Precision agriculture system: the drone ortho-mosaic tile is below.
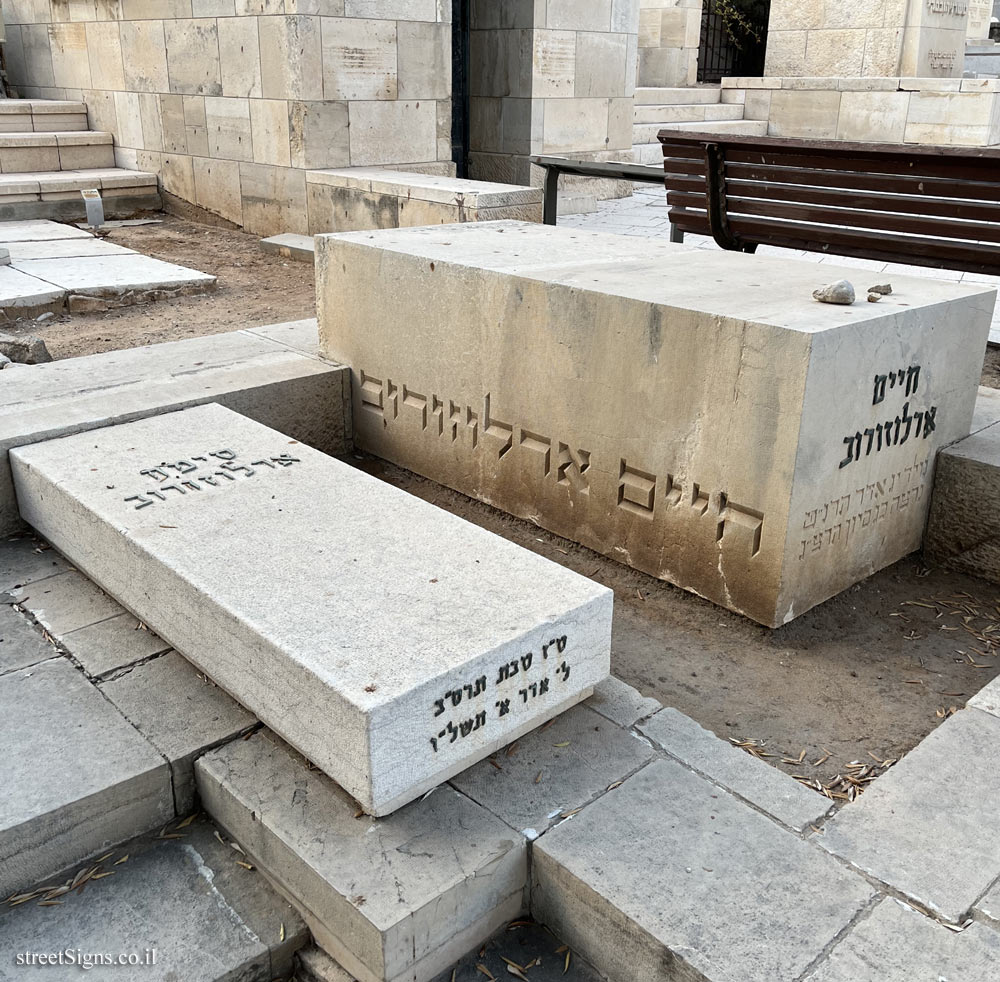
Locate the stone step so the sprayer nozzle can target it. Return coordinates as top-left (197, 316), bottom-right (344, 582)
top-left (657, 119), bottom-right (770, 136)
top-left (260, 231), bottom-right (315, 262)
top-left (12, 404), bottom-right (612, 815)
top-left (0, 168), bottom-right (160, 223)
top-left (633, 103), bottom-right (746, 126)
top-left (196, 729), bottom-right (528, 982)
top-left (0, 317), bottom-right (348, 536)
top-left (0, 817), bottom-right (308, 982)
top-left (0, 132), bottom-right (115, 173)
top-left (0, 100), bottom-right (89, 133)
top-left (634, 86), bottom-right (721, 105)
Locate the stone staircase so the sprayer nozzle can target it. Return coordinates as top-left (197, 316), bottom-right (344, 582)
top-left (631, 85), bottom-right (768, 164)
top-left (0, 99), bottom-right (160, 222)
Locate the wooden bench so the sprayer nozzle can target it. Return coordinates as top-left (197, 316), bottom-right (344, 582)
top-left (658, 131), bottom-right (1000, 276)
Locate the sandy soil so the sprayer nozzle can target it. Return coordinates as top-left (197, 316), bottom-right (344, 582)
top-left (10, 213), bottom-right (1000, 801)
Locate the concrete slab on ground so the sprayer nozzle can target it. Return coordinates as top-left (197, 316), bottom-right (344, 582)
top-left (60, 611), bottom-right (172, 678)
top-left (0, 324), bottom-right (350, 536)
top-left (639, 707), bottom-right (834, 832)
top-left (197, 730), bottom-right (528, 982)
top-left (818, 708), bottom-right (1000, 923)
top-left (0, 537), bottom-right (68, 592)
top-left (13, 254), bottom-right (216, 296)
top-left (450, 704), bottom-right (656, 836)
top-left (10, 569), bottom-right (121, 637)
top-left (806, 898), bottom-right (1000, 981)
top-left (0, 601), bottom-right (53, 676)
top-left (531, 758), bottom-right (875, 982)
top-left (0, 657), bottom-right (174, 899)
top-left (968, 673), bottom-right (1000, 719)
top-left (100, 651), bottom-right (257, 812)
top-left (0, 819), bottom-right (308, 982)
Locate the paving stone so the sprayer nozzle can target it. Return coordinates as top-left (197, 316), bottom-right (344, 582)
top-left (0, 819), bottom-right (308, 982)
top-left (0, 324), bottom-right (349, 536)
top-left (818, 708), bottom-right (1000, 923)
top-left (60, 611), bottom-right (172, 678)
top-left (531, 758), bottom-right (874, 982)
top-left (0, 601), bottom-right (52, 676)
top-left (12, 253), bottom-right (217, 296)
top-left (245, 317), bottom-right (323, 359)
top-left (806, 897), bottom-right (1000, 982)
top-left (197, 730), bottom-right (528, 982)
top-left (584, 675), bottom-right (661, 728)
top-left (15, 404), bottom-right (611, 815)
top-left (0, 536), bottom-right (68, 592)
top-left (0, 219), bottom-right (93, 241)
top-left (0, 658), bottom-right (174, 899)
top-left (451, 704), bottom-right (655, 837)
top-left (10, 569), bottom-right (122, 637)
top-left (968, 673), bottom-right (1000, 719)
top-left (973, 879), bottom-right (1000, 929)
top-left (100, 651), bottom-right (256, 812)
top-left (639, 707), bottom-right (834, 832)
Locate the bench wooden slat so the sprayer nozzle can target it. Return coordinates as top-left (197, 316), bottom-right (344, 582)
top-left (667, 190), bottom-right (1000, 245)
top-left (727, 215), bottom-right (1000, 271)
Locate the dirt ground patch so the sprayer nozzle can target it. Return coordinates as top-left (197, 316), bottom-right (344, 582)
top-left (15, 215), bottom-right (316, 360)
top-left (10, 213), bottom-right (1000, 805)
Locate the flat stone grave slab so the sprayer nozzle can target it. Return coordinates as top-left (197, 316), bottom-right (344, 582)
top-left (12, 404), bottom-right (612, 815)
top-left (0, 657), bottom-right (173, 899)
top-left (318, 221), bottom-right (993, 626)
top-left (13, 254), bottom-right (216, 296)
top-left (0, 265), bottom-right (64, 310)
top-left (0, 219), bottom-right (93, 242)
top-left (6, 237), bottom-right (134, 261)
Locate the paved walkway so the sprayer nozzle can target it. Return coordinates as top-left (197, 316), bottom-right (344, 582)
top-left (561, 188), bottom-right (1000, 346)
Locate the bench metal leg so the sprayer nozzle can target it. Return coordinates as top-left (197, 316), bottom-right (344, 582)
top-left (669, 223), bottom-right (684, 244)
top-left (542, 167), bottom-right (560, 225)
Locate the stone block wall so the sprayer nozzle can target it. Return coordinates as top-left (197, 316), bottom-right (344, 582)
top-left (765, 0), bottom-right (970, 79)
top-left (728, 76), bottom-right (1000, 147)
top-left (468, 0), bottom-right (639, 187)
top-left (0, 1), bottom-right (454, 235)
top-left (637, 0), bottom-right (701, 87)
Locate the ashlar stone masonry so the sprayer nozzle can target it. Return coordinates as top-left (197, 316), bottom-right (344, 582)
top-left (11, 404), bottom-right (612, 816)
top-left (317, 222), bottom-right (993, 627)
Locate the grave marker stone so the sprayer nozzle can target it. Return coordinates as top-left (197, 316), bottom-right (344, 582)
top-left (11, 404), bottom-right (612, 816)
top-left (316, 222), bottom-right (993, 627)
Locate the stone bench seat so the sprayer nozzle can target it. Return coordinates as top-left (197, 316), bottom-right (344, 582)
top-left (305, 167), bottom-right (543, 234)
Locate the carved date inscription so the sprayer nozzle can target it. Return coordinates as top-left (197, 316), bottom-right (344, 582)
top-left (123, 448), bottom-right (300, 510)
top-left (428, 634), bottom-right (572, 753)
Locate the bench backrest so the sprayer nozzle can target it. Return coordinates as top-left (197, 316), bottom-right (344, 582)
top-left (658, 131), bottom-right (1000, 276)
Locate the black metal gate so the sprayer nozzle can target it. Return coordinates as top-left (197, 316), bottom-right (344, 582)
top-left (697, 0), bottom-right (771, 84)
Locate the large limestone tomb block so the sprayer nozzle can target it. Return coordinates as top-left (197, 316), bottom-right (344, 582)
top-left (11, 404), bottom-right (612, 816)
top-left (316, 222), bottom-right (993, 627)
